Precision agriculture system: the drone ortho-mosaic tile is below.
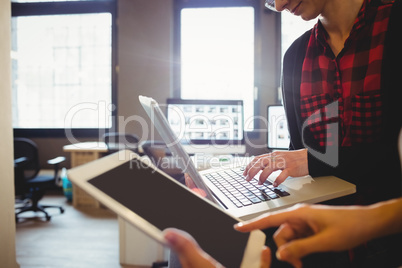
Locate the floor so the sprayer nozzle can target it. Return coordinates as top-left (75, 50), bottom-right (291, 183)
top-left (15, 193), bottom-right (135, 268)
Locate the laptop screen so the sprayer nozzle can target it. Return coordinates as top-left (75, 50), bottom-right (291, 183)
top-left (166, 99), bottom-right (244, 146)
top-left (267, 105), bottom-right (290, 150)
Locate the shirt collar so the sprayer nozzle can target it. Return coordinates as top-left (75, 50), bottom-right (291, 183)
top-left (313, 0), bottom-right (372, 53)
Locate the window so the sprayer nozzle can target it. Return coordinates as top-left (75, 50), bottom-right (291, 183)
top-left (281, 12), bottom-right (316, 63)
top-left (174, 0), bottom-right (259, 132)
top-left (11, 0), bottom-right (116, 137)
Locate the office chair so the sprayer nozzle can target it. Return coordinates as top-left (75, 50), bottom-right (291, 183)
top-left (102, 132), bottom-right (140, 154)
top-left (140, 140), bottom-right (185, 184)
top-left (14, 138), bottom-right (65, 222)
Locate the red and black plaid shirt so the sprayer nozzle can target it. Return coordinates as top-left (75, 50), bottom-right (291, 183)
top-left (300, 0), bottom-right (393, 147)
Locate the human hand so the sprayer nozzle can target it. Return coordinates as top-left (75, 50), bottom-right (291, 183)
top-left (234, 204), bottom-right (378, 268)
top-left (243, 149), bottom-right (308, 186)
top-left (184, 173), bottom-right (207, 198)
top-left (163, 228), bottom-right (271, 268)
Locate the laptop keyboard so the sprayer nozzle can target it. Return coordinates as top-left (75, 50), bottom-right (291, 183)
top-left (205, 168), bottom-right (290, 208)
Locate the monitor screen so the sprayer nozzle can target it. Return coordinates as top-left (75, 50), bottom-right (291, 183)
top-left (267, 105), bottom-right (290, 150)
top-left (166, 99), bottom-right (244, 146)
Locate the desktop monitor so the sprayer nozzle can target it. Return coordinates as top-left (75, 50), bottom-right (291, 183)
top-left (166, 99), bottom-right (246, 155)
top-left (267, 105), bottom-right (290, 150)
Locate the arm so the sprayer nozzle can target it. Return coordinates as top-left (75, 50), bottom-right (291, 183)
top-left (241, 32), bottom-right (311, 187)
top-left (235, 198), bottom-right (402, 268)
top-left (365, 198), bottom-right (402, 240)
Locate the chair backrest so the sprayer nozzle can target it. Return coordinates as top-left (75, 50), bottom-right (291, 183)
top-left (140, 140), bottom-right (184, 182)
top-left (13, 138), bottom-right (40, 181)
top-left (103, 132), bottom-right (140, 150)
top-left (140, 140), bottom-right (174, 166)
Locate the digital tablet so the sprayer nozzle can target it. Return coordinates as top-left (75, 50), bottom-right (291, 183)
top-left (67, 150), bottom-right (266, 268)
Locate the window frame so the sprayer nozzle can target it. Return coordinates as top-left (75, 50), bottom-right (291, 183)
top-left (173, 0), bottom-right (261, 138)
top-left (11, 0), bottom-right (117, 138)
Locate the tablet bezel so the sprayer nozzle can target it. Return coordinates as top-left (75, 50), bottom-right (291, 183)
top-left (68, 150), bottom-right (168, 244)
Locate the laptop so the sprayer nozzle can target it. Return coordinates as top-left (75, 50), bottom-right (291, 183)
top-left (139, 95), bottom-right (356, 221)
top-left (166, 98), bottom-right (246, 155)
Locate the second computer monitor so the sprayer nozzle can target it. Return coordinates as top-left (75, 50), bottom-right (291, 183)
top-left (267, 105), bottom-right (290, 150)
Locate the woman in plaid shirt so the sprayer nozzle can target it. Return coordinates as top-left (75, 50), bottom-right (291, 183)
top-left (242, 0), bottom-right (402, 267)
top-left (244, 0), bottom-right (401, 206)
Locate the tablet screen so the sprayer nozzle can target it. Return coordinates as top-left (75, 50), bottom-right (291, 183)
top-left (88, 159), bottom-right (250, 267)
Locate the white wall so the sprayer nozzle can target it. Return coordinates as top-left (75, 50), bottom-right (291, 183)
top-left (0, 0), bottom-right (19, 267)
top-left (117, 0), bottom-right (174, 142)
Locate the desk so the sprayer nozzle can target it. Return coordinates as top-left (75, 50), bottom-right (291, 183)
top-left (63, 142), bottom-right (108, 208)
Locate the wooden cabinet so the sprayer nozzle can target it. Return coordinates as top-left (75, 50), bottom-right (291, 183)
top-left (63, 142), bottom-right (108, 208)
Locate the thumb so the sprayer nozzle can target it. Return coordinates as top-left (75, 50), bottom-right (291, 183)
top-left (164, 228), bottom-right (198, 255)
top-left (184, 173), bottom-right (196, 189)
top-left (163, 228), bottom-right (218, 268)
top-left (277, 235), bottom-right (326, 267)
top-left (184, 173), bottom-right (207, 197)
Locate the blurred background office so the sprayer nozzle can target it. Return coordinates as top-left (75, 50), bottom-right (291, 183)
top-left (2, 0), bottom-right (315, 267)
